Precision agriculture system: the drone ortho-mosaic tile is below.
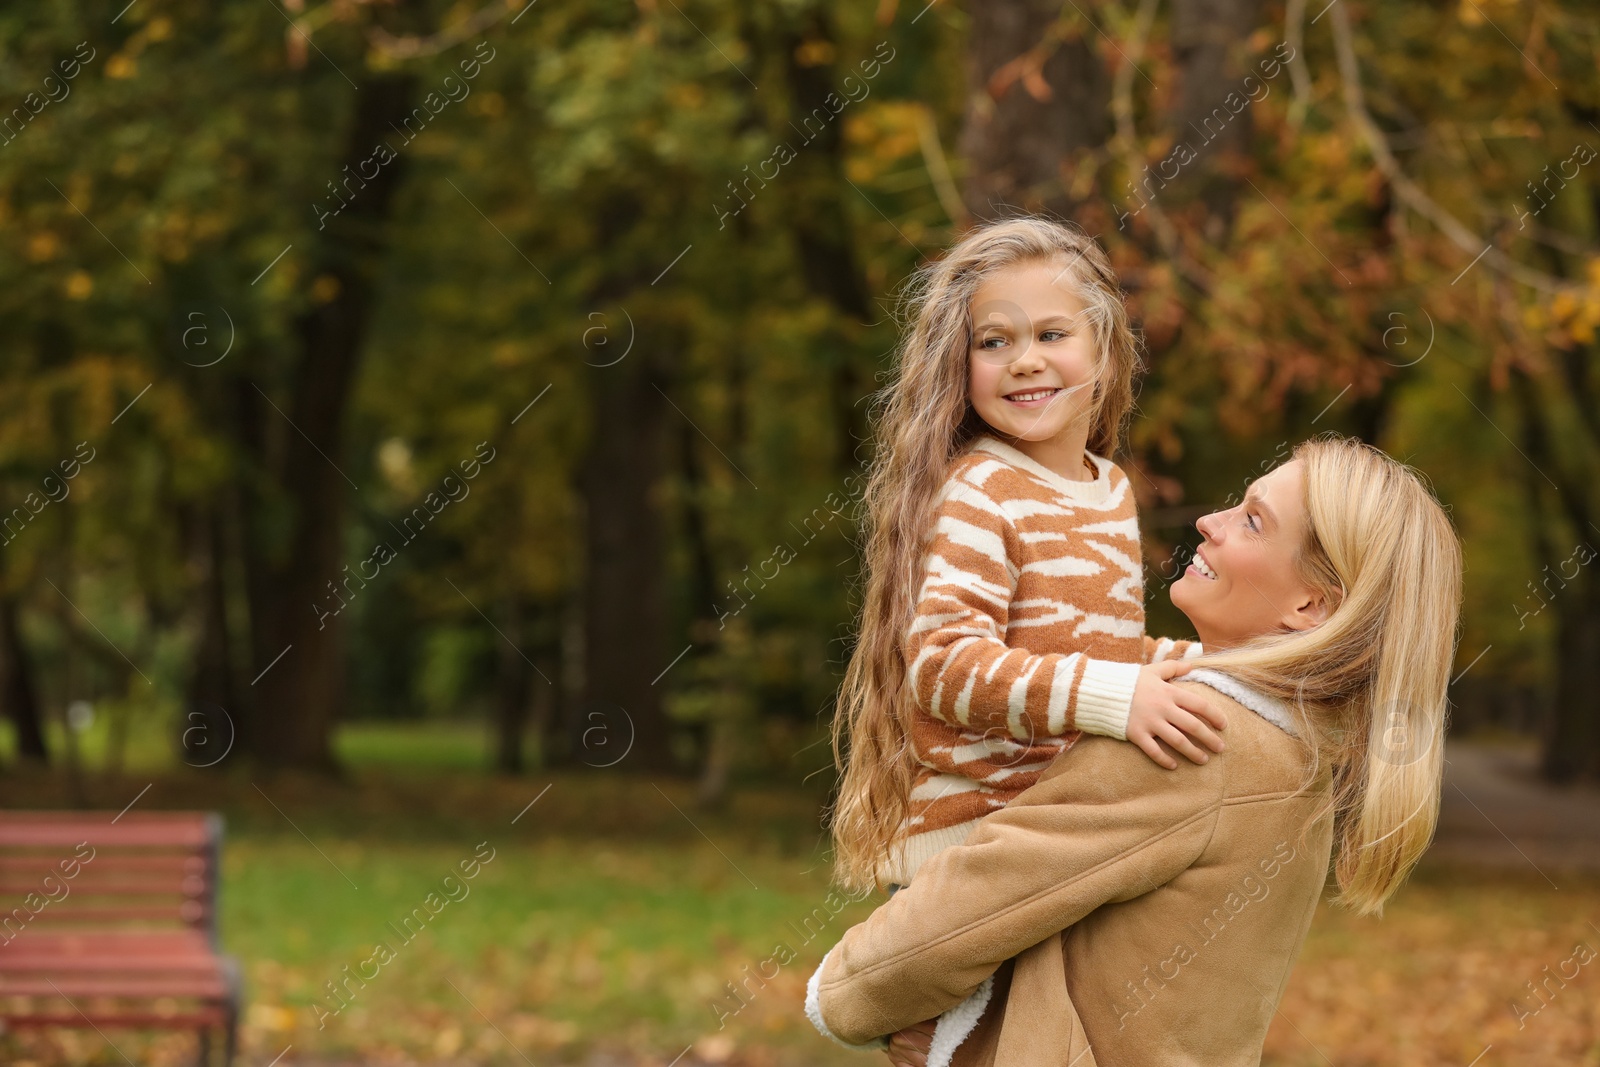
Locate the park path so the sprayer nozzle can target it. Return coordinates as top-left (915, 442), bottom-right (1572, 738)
top-left (1431, 739), bottom-right (1600, 876)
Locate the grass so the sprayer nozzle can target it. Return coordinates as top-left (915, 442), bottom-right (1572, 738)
top-left (1, 713), bottom-right (497, 775)
top-left (1, 724), bottom-right (1597, 1065)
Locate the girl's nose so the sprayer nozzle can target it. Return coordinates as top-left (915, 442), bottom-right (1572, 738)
top-left (1007, 336), bottom-right (1044, 371)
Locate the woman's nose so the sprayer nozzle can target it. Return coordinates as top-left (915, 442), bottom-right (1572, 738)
top-left (1195, 510), bottom-right (1220, 540)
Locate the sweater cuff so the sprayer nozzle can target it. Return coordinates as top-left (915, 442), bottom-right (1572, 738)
top-left (1072, 659), bottom-right (1141, 740)
top-left (806, 948), bottom-right (890, 1052)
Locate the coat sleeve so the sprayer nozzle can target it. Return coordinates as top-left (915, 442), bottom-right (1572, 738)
top-left (906, 478), bottom-right (1146, 742)
top-left (808, 734), bottom-right (1227, 1047)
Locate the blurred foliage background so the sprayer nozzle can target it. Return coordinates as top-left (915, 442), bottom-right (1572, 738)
top-left (1, 0), bottom-right (1598, 1063)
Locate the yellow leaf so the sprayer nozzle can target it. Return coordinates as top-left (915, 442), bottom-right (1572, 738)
top-left (28, 233), bottom-right (59, 262)
top-left (432, 1026), bottom-right (462, 1056)
top-left (245, 1004), bottom-right (295, 1031)
top-left (468, 91), bottom-right (505, 118)
top-left (311, 274), bottom-right (342, 304)
top-left (793, 39), bottom-right (835, 67)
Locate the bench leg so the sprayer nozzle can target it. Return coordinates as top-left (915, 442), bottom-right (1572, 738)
top-left (222, 954), bottom-right (241, 1067)
top-left (223, 1001), bottom-right (239, 1067)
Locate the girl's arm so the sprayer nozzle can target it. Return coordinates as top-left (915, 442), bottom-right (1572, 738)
top-left (907, 480), bottom-right (1217, 750)
top-left (1145, 634), bottom-right (1202, 663)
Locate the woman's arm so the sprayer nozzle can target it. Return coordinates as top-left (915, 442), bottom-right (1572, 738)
top-left (808, 734), bottom-right (1228, 1048)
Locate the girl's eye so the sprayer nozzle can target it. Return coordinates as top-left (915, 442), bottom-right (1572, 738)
top-left (1040, 330), bottom-right (1066, 342)
top-left (979, 337), bottom-right (1006, 349)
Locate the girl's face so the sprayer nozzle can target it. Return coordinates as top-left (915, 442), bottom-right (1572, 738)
top-left (966, 258), bottom-right (1099, 449)
top-left (1170, 460), bottom-right (1331, 650)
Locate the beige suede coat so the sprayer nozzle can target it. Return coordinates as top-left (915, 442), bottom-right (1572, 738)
top-left (811, 679), bottom-right (1336, 1066)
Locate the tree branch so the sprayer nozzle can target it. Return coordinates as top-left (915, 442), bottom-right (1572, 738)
top-left (367, 1), bottom-right (516, 60)
top-left (1328, 4), bottom-right (1574, 295)
top-left (1283, 0), bottom-right (1311, 131)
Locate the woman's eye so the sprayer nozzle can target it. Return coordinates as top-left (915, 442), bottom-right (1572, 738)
top-left (1245, 513), bottom-right (1260, 532)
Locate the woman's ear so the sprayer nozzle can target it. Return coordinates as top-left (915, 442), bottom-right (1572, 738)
top-left (1283, 589), bottom-right (1331, 632)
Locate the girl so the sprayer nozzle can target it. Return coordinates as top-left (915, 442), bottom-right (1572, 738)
top-left (831, 216), bottom-right (1226, 893)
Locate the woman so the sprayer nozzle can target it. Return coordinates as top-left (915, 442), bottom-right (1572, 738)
top-left (806, 435), bottom-right (1463, 1066)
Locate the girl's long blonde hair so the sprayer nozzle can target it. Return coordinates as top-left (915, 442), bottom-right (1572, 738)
top-left (1201, 435), bottom-right (1463, 916)
top-left (830, 217), bottom-right (1141, 892)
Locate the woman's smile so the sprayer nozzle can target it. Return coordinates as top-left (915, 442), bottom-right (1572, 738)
top-left (1172, 461), bottom-right (1334, 650)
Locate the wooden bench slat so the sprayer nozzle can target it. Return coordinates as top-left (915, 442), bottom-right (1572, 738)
top-left (0, 956), bottom-right (225, 973)
top-left (0, 978), bottom-right (231, 996)
top-left (10, 915), bottom-right (211, 927)
top-left (0, 1009), bottom-right (230, 1028)
top-left (0, 814), bottom-right (217, 849)
top-left (4, 930), bottom-right (214, 950)
top-left (0, 880), bottom-right (207, 894)
top-left (0, 855), bottom-right (203, 870)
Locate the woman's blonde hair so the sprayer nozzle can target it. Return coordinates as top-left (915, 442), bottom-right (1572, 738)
top-left (1201, 434), bottom-right (1463, 916)
top-left (830, 217), bottom-right (1141, 892)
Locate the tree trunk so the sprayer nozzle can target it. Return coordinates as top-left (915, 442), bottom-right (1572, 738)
top-left (528, 653), bottom-right (559, 768)
top-left (0, 593), bottom-right (47, 763)
top-left (180, 501), bottom-right (240, 769)
top-left (1507, 367), bottom-right (1600, 782)
top-left (243, 74), bottom-right (416, 771)
top-left (678, 412), bottom-right (727, 800)
top-left (959, 0), bottom-right (1112, 221)
top-left (1541, 582), bottom-right (1600, 782)
top-left (494, 593), bottom-right (530, 775)
top-left (773, 9), bottom-right (876, 473)
top-left (577, 319), bottom-right (680, 773)
top-left (550, 586), bottom-right (584, 767)
top-left (1168, 0), bottom-right (1268, 241)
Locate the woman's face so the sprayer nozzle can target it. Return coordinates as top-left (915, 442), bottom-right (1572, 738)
top-left (1171, 460), bottom-right (1331, 650)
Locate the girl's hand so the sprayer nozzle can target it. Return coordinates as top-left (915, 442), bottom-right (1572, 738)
top-left (884, 1019), bottom-right (938, 1067)
top-left (1127, 661), bottom-right (1227, 769)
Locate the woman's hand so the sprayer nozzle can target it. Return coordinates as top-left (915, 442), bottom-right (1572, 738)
top-left (1127, 661), bottom-right (1227, 769)
top-left (884, 1019), bottom-right (939, 1067)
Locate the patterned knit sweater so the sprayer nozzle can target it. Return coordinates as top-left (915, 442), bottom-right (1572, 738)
top-left (886, 435), bottom-right (1198, 884)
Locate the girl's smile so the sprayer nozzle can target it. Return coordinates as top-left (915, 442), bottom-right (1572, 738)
top-left (1003, 386), bottom-right (1065, 406)
top-left (967, 258), bottom-right (1101, 480)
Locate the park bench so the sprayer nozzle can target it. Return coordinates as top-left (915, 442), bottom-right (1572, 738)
top-left (0, 810), bottom-right (240, 1066)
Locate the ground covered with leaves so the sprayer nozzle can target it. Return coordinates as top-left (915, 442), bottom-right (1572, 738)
top-left (1, 756), bottom-right (1596, 1066)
